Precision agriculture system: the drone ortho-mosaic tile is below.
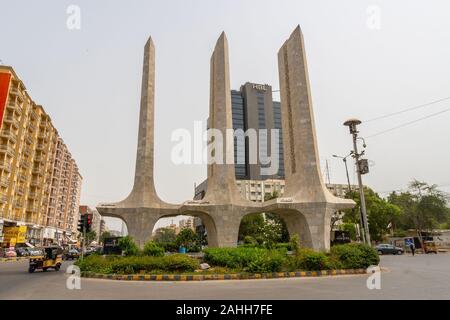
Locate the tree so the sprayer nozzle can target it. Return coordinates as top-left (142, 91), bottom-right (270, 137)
top-left (264, 191), bottom-right (290, 242)
top-left (175, 228), bottom-right (201, 252)
top-left (238, 213), bottom-right (265, 242)
top-left (153, 227), bottom-right (176, 244)
top-left (339, 222), bottom-right (357, 241)
top-left (143, 241), bottom-right (165, 256)
top-left (78, 230), bottom-right (97, 245)
top-left (344, 188), bottom-right (401, 242)
top-left (118, 236), bottom-right (139, 256)
top-left (388, 179), bottom-right (449, 245)
top-left (99, 231), bottom-right (111, 244)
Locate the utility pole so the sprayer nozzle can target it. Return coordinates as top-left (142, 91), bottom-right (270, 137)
top-left (343, 119), bottom-right (371, 246)
top-left (325, 160), bottom-right (331, 185)
top-left (332, 154), bottom-right (352, 192)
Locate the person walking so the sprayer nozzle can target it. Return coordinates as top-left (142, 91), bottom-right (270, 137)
top-left (409, 242), bottom-right (415, 256)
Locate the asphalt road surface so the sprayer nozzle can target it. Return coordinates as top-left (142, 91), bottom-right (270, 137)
top-left (1, 253), bottom-right (449, 299)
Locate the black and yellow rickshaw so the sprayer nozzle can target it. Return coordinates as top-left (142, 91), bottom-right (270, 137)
top-left (28, 246), bottom-right (63, 273)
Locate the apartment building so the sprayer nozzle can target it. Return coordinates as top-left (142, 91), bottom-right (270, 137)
top-left (0, 66), bottom-right (82, 247)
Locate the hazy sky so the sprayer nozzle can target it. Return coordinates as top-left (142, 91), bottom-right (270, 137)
top-left (2, 0), bottom-right (450, 231)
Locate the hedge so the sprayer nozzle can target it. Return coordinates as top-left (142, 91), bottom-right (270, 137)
top-left (75, 254), bottom-right (199, 274)
top-left (330, 243), bottom-right (379, 269)
top-left (76, 243), bottom-right (379, 274)
top-left (204, 247), bottom-right (287, 273)
top-left (286, 249), bottom-right (338, 271)
top-left (143, 241), bottom-right (165, 257)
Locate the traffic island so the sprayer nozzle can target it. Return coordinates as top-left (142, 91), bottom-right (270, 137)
top-left (80, 268), bottom-right (368, 281)
top-left (75, 243), bottom-right (380, 282)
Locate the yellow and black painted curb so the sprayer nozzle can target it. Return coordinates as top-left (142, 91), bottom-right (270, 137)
top-left (81, 269), bottom-right (367, 281)
top-left (0, 257), bottom-right (29, 263)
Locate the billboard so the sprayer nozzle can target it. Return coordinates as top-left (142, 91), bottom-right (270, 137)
top-left (3, 226), bottom-right (27, 244)
top-left (0, 72), bottom-right (12, 127)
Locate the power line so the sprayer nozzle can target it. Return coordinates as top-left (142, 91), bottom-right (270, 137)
top-left (365, 96), bottom-right (450, 123)
top-left (365, 106), bottom-right (450, 139)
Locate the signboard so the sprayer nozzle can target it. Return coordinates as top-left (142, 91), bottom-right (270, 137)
top-left (0, 72), bottom-right (12, 127)
top-left (43, 227), bottom-right (56, 239)
top-left (3, 226), bottom-right (27, 244)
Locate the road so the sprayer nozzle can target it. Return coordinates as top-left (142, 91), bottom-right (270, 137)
top-left (1, 253), bottom-right (449, 299)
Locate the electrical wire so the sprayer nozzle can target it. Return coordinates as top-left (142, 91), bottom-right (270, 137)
top-left (365, 96), bottom-right (450, 123)
top-left (365, 106), bottom-right (450, 139)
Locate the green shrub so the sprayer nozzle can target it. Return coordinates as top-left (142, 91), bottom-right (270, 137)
top-left (176, 228), bottom-right (201, 252)
top-left (243, 235), bottom-right (257, 245)
top-left (118, 236), bottom-right (139, 256)
top-left (143, 241), bottom-right (165, 257)
top-left (286, 248), bottom-right (338, 271)
top-left (289, 234), bottom-right (300, 254)
top-left (158, 241), bottom-right (179, 253)
top-left (75, 254), bottom-right (199, 274)
top-left (275, 242), bottom-right (292, 251)
top-left (330, 243), bottom-right (379, 269)
top-left (203, 247), bottom-right (287, 273)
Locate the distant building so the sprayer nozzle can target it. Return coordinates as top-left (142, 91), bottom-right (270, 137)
top-left (230, 82), bottom-right (284, 180)
top-left (108, 230), bottom-right (122, 238)
top-left (195, 179), bottom-right (357, 203)
top-left (99, 219), bottom-right (106, 236)
top-left (179, 217), bottom-right (194, 231)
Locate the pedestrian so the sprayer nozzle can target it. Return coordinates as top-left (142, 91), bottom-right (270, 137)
top-left (409, 242), bottom-right (415, 256)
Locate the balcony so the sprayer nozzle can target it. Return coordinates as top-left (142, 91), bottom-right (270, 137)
top-left (30, 179), bottom-right (41, 187)
top-left (26, 205), bottom-right (39, 213)
top-left (16, 187), bottom-right (25, 195)
top-left (0, 177), bottom-right (9, 188)
top-left (28, 122), bottom-right (36, 133)
top-left (18, 173), bottom-right (26, 182)
top-left (30, 109), bottom-right (38, 120)
top-left (0, 130), bottom-right (17, 144)
top-left (38, 132), bottom-right (48, 140)
top-left (34, 155), bottom-right (44, 163)
top-left (23, 146), bottom-right (31, 156)
top-left (0, 160), bottom-right (12, 172)
top-left (3, 116), bottom-right (19, 129)
top-left (24, 134), bottom-right (32, 145)
top-left (14, 200), bottom-right (23, 209)
top-left (0, 193), bottom-right (7, 203)
top-left (7, 101), bottom-right (23, 115)
top-left (36, 144), bottom-right (45, 151)
top-left (0, 144), bottom-right (15, 157)
top-left (32, 166), bottom-right (44, 175)
top-left (20, 159), bottom-right (30, 169)
top-left (28, 192), bottom-right (37, 199)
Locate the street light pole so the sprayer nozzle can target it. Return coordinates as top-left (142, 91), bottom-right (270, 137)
top-left (343, 119), bottom-right (371, 246)
top-left (332, 154), bottom-right (352, 192)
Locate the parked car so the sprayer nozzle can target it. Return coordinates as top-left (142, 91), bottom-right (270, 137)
top-left (16, 247), bottom-right (30, 257)
top-left (27, 248), bottom-right (44, 257)
top-left (5, 249), bottom-right (17, 258)
top-left (376, 244), bottom-right (404, 255)
top-left (64, 248), bottom-right (80, 260)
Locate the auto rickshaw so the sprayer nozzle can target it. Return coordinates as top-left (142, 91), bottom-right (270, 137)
top-left (423, 241), bottom-right (438, 254)
top-left (28, 246), bottom-right (63, 273)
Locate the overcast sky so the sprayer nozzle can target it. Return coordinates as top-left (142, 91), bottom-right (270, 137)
top-left (2, 0), bottom-right (450, 231)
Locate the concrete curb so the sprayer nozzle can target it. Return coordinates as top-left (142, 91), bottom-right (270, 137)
top-left (81, 269), bottom-right (368, 281)
top-left (0, 257), bottom-right (29, 263)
